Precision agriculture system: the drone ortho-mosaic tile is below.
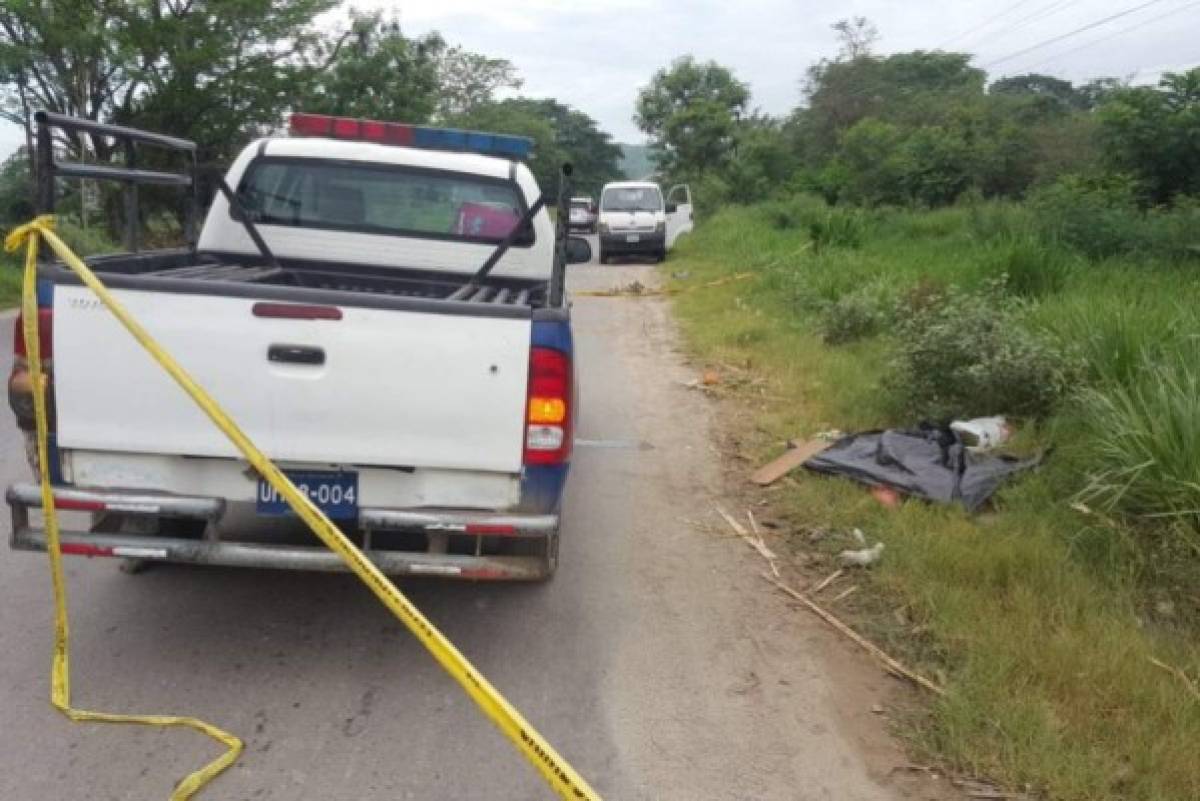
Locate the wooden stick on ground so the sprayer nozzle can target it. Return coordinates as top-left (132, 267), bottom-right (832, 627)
top-left (716, 506), bottom-right (776, 562)
top-left (763, 572), bottom-right (945, 696)
top-left (830, 585), bottom-right (859, 604)
top-left (746, 510), bottom-right (780, 578)
top-left (809, 568), bottom-right (843, 595)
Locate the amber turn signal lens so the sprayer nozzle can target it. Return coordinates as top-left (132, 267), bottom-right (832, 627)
top-left (527, 397), bottom-right (566, 424)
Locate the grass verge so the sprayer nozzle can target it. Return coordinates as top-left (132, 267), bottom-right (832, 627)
top-left (667, 200), bottom-right (1200, 800)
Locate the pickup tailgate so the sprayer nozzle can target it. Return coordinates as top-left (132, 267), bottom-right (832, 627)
top-left (53, 286), bottom-right (532, 473)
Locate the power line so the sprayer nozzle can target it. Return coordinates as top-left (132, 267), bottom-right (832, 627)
top-left (935, 0), bottom-right (1042, 49)
top-left (1027, 0), bottom-right (1200, 70)
top-left (982, 0), bottom-right (1173, 68)
top-left (985, 0), bottom-right (1087, 41)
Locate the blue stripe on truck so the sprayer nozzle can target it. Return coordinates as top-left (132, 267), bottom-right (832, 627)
top-left (519, 464), bottom-right (569, 513)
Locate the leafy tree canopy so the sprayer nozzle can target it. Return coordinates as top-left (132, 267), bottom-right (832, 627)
top-left (634, 55), bottom-right (750, 179)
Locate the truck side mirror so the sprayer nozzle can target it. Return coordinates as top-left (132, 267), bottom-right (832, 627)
top-left (565, 236), bottom-right (592, 264)
top-left (665, 202), bottom-right (677, 213)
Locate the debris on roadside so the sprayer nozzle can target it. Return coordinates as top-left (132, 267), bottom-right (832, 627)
top-left (803, 425), bottom-right (1041, 512)
top-left (839, 541), bottom-right (884, 568)
top-left (749, 437), bottom-right (831, 485)
top-left (950, 416), bottom-right (1013, 450)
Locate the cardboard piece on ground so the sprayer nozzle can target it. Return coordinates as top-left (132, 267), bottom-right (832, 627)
top-left (750, 438), bottom-right (830, 485)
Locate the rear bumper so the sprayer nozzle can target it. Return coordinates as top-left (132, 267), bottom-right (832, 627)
top-left (7, 483), bottom-right (557, 581)
top-left (600, 231), bottom-right (665, 253)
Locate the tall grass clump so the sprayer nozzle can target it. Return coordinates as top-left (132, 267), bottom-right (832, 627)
top-left (1033, 292), bottom-right (1192, 387)
top-left (808, 207), bottom-right (868, 252)
top-left (1079, 348), bottom-right (1200, 537)
top-left (965, 200), bottom-right (1035, 243)
top-left (979, 236), bottom-right (1075, 298)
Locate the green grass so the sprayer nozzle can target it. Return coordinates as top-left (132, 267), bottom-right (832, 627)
top-left (0, 250), bottom-right (21, 306)
top-left (667, 199), bottom-right (1200, 801)
top-left (0, 217), bottom-right (120, 308)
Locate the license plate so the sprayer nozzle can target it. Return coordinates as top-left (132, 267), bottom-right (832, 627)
top-left (256, 470), bottom-right (358, 519)
top-left (625, 234), bottom-right (640, 243)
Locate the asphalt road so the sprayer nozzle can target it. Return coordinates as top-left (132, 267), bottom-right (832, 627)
top-left (0, 245), bottom-right (911, 800)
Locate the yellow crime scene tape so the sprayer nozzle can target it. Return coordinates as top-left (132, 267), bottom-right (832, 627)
top-left (5, 216), bottom-right (601, 801)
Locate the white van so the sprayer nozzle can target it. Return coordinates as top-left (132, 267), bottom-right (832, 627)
top-left (596, 181), bottom-right (693, 263)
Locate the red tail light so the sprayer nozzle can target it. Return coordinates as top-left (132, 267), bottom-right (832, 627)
top-left (523, 347), bottom-right (572, 465)
top-left (13, 308), bottom-right (53, 360)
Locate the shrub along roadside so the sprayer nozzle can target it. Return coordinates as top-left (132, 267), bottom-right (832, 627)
top-left (666, 198), bottom-right (1200, 801)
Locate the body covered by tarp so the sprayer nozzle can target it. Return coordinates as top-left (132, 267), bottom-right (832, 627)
top-left (803, 426), bottom-right (1040, 512)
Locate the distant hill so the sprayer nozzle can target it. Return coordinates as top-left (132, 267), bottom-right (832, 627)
top-left (618, 144), bottom-right (658, 180)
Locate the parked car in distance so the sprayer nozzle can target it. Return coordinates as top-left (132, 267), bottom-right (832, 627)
top-left (596, 181), bottom-right (693, 264)
top-left (567, 196), bottom-right (596, 234)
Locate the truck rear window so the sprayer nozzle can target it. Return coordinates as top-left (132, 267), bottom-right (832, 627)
top-left (236, 158), bottom-right (532, 245)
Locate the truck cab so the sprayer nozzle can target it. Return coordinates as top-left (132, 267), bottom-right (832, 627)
top-left (7, 111), bottom-right (591, 581)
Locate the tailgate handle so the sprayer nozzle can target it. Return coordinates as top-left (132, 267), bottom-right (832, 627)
top-left (268, 344), bottom-right (325, 366)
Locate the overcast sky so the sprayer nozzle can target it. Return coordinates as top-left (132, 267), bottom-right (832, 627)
top-left (3, 0), bottom-right (1198, 160)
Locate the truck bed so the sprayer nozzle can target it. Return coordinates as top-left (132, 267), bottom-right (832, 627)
top-left (52, 248), bottom-right (547, 312)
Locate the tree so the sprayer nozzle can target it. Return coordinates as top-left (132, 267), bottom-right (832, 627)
top-left (298, 12), bottom-right (442, 124)
top-left (634, 56), bottom-right (750, 179)
top-left (434, 45), bottom-right (522, 118)
top-left (723, 115), bottom-right (797, 203)
top-left (446, 99), bottom-right (564, 195)
top-left (832, 17), bottom-right (878, 60)
top-left (990, 73), bottom-right (1086, 114)
top-left (0, 147), bottom-right (32, 224)
top-left (495, 98), bottom-right (622, 197)
top-left (1, 0), bottom-right (336, 166)
top-left (833, 118), bottom-right (907, 205)
top-left (1098, 68), bottom-right (1200, 203)
top-left (801, 50), bottom-right (984, 158)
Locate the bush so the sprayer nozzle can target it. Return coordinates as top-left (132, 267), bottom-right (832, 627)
top-left (1032, 176), bottom-right (1200, 262)
top-left (888, 281), bottom-right (1079, 420)
top-left (1030, 175), bottom-right (1146, 260)
top-left (762, 193), bottom-right (828, 231)
top-left (1078, 348), bottom-right (1200, 534)
top-left (818, 281), bottom-right (895, 344)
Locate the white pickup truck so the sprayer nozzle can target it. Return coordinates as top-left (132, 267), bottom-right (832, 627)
top-left (7, 111), bottom-right (591, 581)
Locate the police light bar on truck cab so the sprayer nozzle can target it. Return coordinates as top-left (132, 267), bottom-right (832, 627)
top-left (289, 113), bottom-right (534, 160)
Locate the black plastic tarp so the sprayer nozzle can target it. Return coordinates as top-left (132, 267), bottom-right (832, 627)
top-left (803, 426), bottom-right (1040, 512)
